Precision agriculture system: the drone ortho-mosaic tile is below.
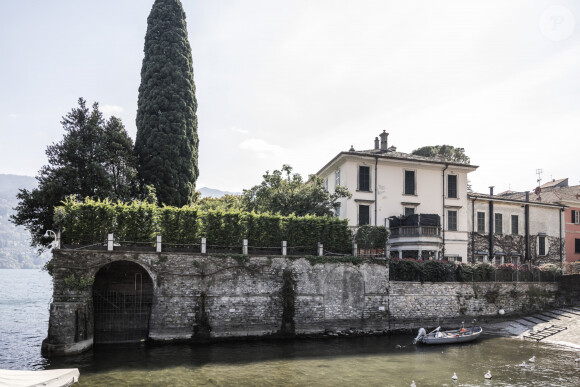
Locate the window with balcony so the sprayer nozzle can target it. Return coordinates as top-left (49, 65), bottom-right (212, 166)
top-left (495, 213), bottom-right (503, 234)
top-left (447, 175), bottom-right (457, 198)
top-left (448, 210), bottom-right (457, 231)
top-left (404, 170), bottom-right (416, 195)
top-left (358, 166), bottom-right (370, 191)
top-left (511, 215), bottom-right (519, 235)
top-left (404, 207), bottom-right (415, 216)
top-left (477, 212), bottom-right (485, 233)
top-left (358, 205), bottom-right (370, 226)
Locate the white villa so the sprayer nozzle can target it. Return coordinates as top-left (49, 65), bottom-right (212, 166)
top-left (317, 131), bottom-right (478, 261)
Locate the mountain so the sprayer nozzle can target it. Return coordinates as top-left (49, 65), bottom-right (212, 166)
top-left (0, 174), bottom-right (50, 269)
top-left (198, 187), bottom-right (239, 198)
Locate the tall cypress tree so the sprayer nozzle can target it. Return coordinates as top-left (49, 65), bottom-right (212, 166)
top-left (136, 0), bottom-right (199, 206)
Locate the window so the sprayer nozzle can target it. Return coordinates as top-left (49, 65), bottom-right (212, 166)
top-left (447, 175), bottom-right (457, 198)
top-left (358, 205), bottom-right (370, 226)
top-left (448, 210), bottom-right (457, 231)
top-left (572, 210), bottom-right (580, 224)
top-left (404, 170), bottom-right (416, 195)
top-left (358, 166), bottom-right (370, 191)
top-left (323, 178), bottom-right (328, 192)
top-left (404, 207), bottom-right (415, 216)
top-left (575, 238), bottom-right (580, 254)
top-left (477, 212), bottom-right (485, 233)
top-left (335, 170), bottom-right (340, 187)
top-left (495, 213), bottom-right (503, 234)
top-left (538, 236), bottom-right (546, 256)
top-left (511, 215), bottom-right (519, 235)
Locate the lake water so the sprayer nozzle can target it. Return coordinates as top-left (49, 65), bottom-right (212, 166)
top-left (1, 269), bottom-right (579, 386)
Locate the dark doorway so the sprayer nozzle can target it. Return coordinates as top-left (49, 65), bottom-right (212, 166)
top-left (93, 261), bottom-right (154, 344)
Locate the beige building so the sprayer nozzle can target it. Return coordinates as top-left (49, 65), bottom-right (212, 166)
top-left (317, 131), bottom-right (477, 261)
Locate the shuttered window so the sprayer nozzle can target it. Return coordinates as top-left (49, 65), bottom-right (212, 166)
top-left (358, 166), bottom-right (370, 191)
top-left (404, 170), bottom-right (415, 195)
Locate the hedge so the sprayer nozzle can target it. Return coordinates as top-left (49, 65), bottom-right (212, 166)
top-left (55, 198), bottom-right (353, 252)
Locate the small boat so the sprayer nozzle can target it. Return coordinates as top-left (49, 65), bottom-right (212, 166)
top-left (0, 368), bottom-right (79, 386)
top-left (413, 325), bottom-right (483, 345)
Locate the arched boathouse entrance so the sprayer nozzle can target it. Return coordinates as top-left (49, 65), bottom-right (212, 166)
top-left (93, 261), bottom-right (154, 344)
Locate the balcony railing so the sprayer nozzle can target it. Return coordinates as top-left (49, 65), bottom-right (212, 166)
top-left (389, 226), bottom-right (441, 237)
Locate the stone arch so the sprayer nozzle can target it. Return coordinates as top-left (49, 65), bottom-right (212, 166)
top-left (92, 260), bottom-right (154, 344)
top-left (323, 266), bottom-right (365, 321)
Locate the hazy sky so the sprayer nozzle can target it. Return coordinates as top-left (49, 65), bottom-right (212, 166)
top-left (1, 0), bottom-right (579, 193)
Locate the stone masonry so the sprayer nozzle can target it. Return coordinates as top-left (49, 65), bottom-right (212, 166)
top-left (42, 250), bottom-right (559, 356)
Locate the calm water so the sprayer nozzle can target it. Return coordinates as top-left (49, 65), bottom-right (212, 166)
top-left (1, 269), bottom-right (579, 386)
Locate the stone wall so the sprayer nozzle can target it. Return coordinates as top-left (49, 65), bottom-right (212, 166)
top-left (388, 281), bottom-right (558, 330)
top-left (42, 250), bottom-right (559, 356)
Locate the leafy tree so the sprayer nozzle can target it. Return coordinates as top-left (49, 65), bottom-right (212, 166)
top-left (242, 165), bottom-right (351, 216)
top-left (11, 98), bottom-right (138, 250)
top-left (411, 145), bottom-right (470, 163)
top-left (135, 0), bottom-right (199, 207)
top-left (196, 194), bottom-right (244, 212)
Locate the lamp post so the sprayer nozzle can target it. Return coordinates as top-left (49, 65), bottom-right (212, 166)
top-left (43, 230), bottom-right (60, 249)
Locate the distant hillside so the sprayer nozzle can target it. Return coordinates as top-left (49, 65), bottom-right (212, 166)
top-left (199, 187), bottom-right (239, 198)
top-left (0, 174), bottom-right (50, 269)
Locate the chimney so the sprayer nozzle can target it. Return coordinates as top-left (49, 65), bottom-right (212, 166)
top-left (379, 130), bottom-right (389, 151)
top-left (374, 137), bottom-right (379, 150)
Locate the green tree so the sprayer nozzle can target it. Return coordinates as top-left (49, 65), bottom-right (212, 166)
top-left (411, 145), bottom-right (470, 163)
top-left (135, 0), bottom-right (199, 207)
top-left (11, 98), bottom-right (137, 250)
top-left (242, 165), bottom-right (351, 216)
top-left (103, 117), bottom-right (139, 201)
top-left (197, 194), bottom-right (244, 212)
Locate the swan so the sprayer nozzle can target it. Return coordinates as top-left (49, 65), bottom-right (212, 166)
top-left (529, 356), bottom-right (535, 363)
top-left (452, 372), bottom-right (457, 380)
top-left (484, 370), bottom-right (492, 379)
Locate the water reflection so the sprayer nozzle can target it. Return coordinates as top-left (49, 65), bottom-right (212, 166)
top-left (46, 335), bottom-right (579, 387)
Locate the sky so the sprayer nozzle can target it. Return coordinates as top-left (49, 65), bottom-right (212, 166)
top-left (1, 0), bottom-right (579, 194)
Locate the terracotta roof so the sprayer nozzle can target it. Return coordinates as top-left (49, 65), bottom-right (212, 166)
top-left (540, 178), bottom-right (568, 189)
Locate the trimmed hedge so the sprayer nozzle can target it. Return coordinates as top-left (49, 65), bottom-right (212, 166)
top-left (55, 198), bottom-right (352, 252)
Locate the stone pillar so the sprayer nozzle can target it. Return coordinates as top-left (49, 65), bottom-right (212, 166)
top-left (353, 242), bottom-right (358, 257)
top-left (107, 234), bottom-right (114, 251)
top-left (156, 235), bottom-right (162, 253)
top-left (318, 242), bottom-right (323, 257)
top-left (282, 241), bottom-right (287, 256)
top-left (398, 250), bottom-right (403, 259)
top-left (243, 239), bottom-right (248, 255)
top-left (201, 237), bottom-right (206, 254)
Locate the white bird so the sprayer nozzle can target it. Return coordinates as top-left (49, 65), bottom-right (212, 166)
top-left (410, 381), bottom-right (416, 387)
top-left (529, 356), bottom-right (535, 363)
top-left (485, 370), bottom-right (492, 379)
top-left (575, 358), bottom-right (579, 363)
top-left (520, 361), bottom-right (526, 367)
top-left (452, 372), bottom-right (457, 380)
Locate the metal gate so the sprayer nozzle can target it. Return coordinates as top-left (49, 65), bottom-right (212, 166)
top-left (93, 272), bottom-right (152, 344)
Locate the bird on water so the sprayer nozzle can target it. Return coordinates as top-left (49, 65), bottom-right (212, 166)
top-left (484, 370), bottom-right (492, 379)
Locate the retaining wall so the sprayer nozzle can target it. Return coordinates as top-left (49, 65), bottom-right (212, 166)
top-left (42, 250), bottom-right (559, 356)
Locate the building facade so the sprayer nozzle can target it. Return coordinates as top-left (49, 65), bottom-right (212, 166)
top-left (467, 191), bottom-right (565, 266)
top-left (317, 132), bottom-right (477, 261)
